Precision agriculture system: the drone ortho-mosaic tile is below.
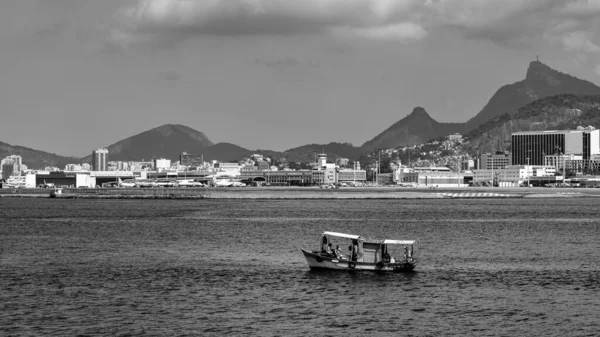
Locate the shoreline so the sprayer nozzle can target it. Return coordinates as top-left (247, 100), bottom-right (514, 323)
top-left (2, 186), bottom-right (600, 199)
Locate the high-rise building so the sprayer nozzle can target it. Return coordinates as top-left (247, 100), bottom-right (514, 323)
top-left (511, 129), bottom-right (600, 166)
top-left (92, 148), bottom-right (109, 171)
top-left (1, 155), bottom-right (22, 177)
top-left (2, 163), bottom-right (17, 180)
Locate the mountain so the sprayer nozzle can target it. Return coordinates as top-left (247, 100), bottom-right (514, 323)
top-left (200, 143), bottom-right (253, 162)
top-left (283, 142), bottom-right (361, 162)
top-left (466, 61), bottom-right (600, 129)
top-left (361, 61), bottom-right (600, 153)
top-left (0, 141), bottom-right (76, 169)
top-left (360, 107), bottom-right (467, 152)
top-left (80, 124), bottom-right (214, 163)
top-left (464, 94), bottom-right (600, 155)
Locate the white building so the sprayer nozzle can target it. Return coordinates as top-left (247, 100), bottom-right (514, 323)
top-left (217, 162), bottom-right (241, 177)
top-left (474, 165), bottom-right (557, 187)
top-left (153, 158), bottom-right (171, 172)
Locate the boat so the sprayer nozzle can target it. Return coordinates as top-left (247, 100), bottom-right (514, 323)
top-left (301, 231), bottom-right (418, 272)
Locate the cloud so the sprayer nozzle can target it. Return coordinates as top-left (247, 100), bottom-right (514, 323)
top-left (562, 31), bottom-right (600, 54)
top-left (111, 0), bottom-right (600, 62)
top-left (337, 22), bottom-right (427, 41)
top-left (111, 0), bottom-right (426, 46)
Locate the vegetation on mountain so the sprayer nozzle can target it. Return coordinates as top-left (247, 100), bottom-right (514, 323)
top-left (0, 141), bottom-right (76, 169)
top-left (465, 61), bottom-right (600, 129)
top-left (283, 142), bottom-right (361, 162)
top-left (360, 107), bottom-right (467, 152)
top-left (79, 124), bottom-right (213, 163)
top-left (463, 94), bottom-right (600, 155)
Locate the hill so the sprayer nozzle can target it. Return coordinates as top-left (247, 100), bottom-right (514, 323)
top-left (360, 107), bottom-right (467, 152)
top-left (80, 124), bottom-right (214, 163)
top-left (463, 94), bottom-right (600, 155)
top-left (465, 61), bottom-right (600, 129)
top-left (0, 141), bottom-right (76, 169)
top-left (283, 142), bottom-right (361, 162)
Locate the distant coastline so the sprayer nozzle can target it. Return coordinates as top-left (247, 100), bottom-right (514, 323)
top-left (2, 186), bottom-right (600, 199)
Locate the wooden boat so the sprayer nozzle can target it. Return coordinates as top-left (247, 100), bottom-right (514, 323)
top-left (301, 231), bottom-right (418, 272)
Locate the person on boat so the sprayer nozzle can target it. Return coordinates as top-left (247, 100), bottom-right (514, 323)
top-left (326, 243), bottom-right (334, 256)
top-left (404, 246), bottom-right (411, 260)
top-left (351, 240), bottom-right (358, 262)
top-left (335, 245), bottom-right (343, 258)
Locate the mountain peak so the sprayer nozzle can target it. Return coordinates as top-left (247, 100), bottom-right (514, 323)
top-left (525, 60), bottom-right (559, 82)
top-left (150, 124), bottom-right (212, 144)
top-left (409, 106), bottom-right (429, 116)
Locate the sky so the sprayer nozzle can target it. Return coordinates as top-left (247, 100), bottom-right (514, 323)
top-left (1, 0), bottom-right (600, 157)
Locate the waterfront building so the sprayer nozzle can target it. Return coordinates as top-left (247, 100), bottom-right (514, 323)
top-left (239, 169), bottom-right (324, 186)
top-left (447, 133), bottom-right (462, 141)
top-left (399, 167), bottom-right (466, 187)
top-left (337, 169), bottom-right (367, 183)
top-left (511, 128), bottom-right (600, 166)
top-left (480, 153), bottom-right (511, 170)
top-left (473, 165), bottom-right (557, 187)
top-left (543, 154), bottom-right (582, 173)
top-left (92, 148), bottom-right (109, 171)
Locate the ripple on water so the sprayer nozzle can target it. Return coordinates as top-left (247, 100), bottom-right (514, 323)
top-left (1, 198), bottom-right (599, 336)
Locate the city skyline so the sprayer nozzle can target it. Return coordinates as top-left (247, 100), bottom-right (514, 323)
top-left (1, 0), bottom-right (600, 157)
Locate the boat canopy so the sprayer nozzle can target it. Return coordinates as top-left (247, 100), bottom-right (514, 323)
top-left (383, 239), bottom-right (416, 245)
top-left (322, 231), bottom-right (360, 240)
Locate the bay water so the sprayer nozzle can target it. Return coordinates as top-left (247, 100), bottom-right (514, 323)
top-left (1, 198), bottom-right (599, 336)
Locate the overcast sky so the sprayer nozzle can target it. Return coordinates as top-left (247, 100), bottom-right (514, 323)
top-left (1, 0), bottom-right (600, 157)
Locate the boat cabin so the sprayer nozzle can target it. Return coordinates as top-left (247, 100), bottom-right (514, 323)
top-left (319, 231), bottom-right (415, 264)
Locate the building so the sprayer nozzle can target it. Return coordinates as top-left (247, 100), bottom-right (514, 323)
top-left (2, 155), bottom-right (22, 167)
top-left (448, 133), bottom-right (462, 141)
top-left (216, 162), bottom-right (241, 177)
top-left (1, 162), bottom-right (17, 180)
top-left (239, 170), bottom-right (320, 186)
top-left (317, 153), bottom-right (327, 168)
top-left (257, 161), bottom-right (269, 171)
top-left (92, 148), bottom-right (109, 171)
top-left (337, 169), bottom-right (367, 183)
top-left (1, 155), bottom-right (23, 177)
top-left (480, 153), bottom-right (511, 170)
top-left (511, 128), bottom-right (600, 166)
top-left (399, 170), bottom-right (466, 187)
top-left (153, 158), bottom-right (171, 172)
top-left (543, 154), bottom-right (583, 172)
top-left (180, 152), bottom-right (204, 167)
top-left (473, 165), bottom-right (557, 187)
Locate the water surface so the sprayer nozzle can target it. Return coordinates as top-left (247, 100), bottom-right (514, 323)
top-left (1, 198), bottom-right (599, 336)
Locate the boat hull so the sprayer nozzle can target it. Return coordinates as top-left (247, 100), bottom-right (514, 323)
top-left (301, 249), bottom-right (416, 272)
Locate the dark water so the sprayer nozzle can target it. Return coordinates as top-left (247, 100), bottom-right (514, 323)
top-left (1, 198), bottom-right (599, 336)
